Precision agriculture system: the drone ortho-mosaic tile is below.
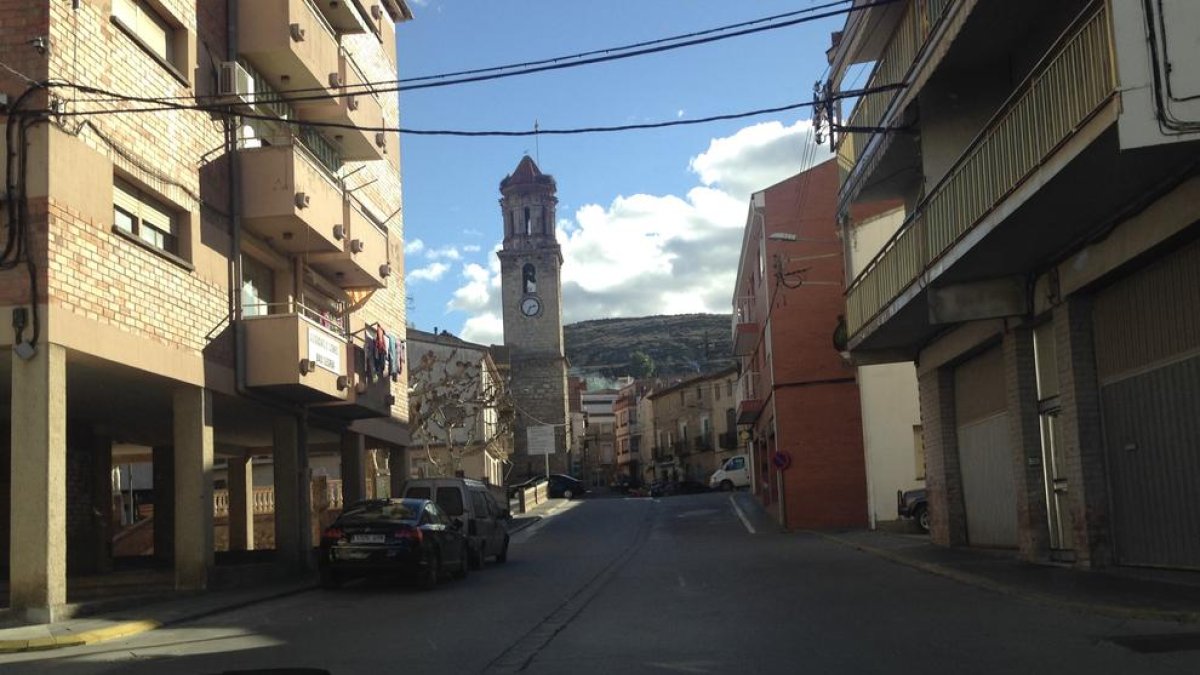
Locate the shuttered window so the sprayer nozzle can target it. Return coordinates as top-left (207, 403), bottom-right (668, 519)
top-left (112, 0), bottom-right (180, 72)
top-left (114, 179), bottom-right (180, 256)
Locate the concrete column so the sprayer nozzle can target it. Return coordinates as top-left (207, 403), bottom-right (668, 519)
top-left (273, 415), bottom-right (312, 572)
top-left (1054, 297), bottom-right (1112, 568)
top-left (340, 432), bottom-right (367, 506)
top-left (388, 445), bottom-right (406, 498)
top-left (91, 429), bottom-right (115, 573)
top-left (152, 445), bottom-right (175, 565)
top-left (918, 367), bottom-right (968, 547)
top-left (9, 343), bottom-right (67, 624)
top-left (1003, 327), bottom-right (1051, 562)
top-left (227, 454), bottom-right (254, 552)
top-left (173, 387), bottom-right (214, 590)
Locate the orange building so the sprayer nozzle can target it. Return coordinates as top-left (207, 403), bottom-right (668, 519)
top-left (731, 159), bottom-right (869, 530)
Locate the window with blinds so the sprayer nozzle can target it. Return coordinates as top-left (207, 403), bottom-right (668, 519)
top-left (113, 179), bottom-right (180, 256)
top-left (112, 0), bottom-right (180, 72)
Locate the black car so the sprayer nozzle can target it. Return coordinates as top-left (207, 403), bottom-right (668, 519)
top-left (319, 498), bottom-right (469, 590)
top-left (507, 475), bottom-right (546, 500)
top-left (897, 488), bottom-right (930, 532)
top-left (546, 474), bottom-right (586, 499)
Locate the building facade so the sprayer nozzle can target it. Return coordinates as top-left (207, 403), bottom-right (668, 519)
top-left (497, 156), bottom-right (570, 479)
top-left (731, 160), bottom-right (869, 530)
top-left (647, 368), bottom-right (738, 484)
top-left (405, 329), bottom-right (509, 486)
top-left (0, 0), bottom-right (412, 622)
top-left (830, 0), bottom-right (1200, 568)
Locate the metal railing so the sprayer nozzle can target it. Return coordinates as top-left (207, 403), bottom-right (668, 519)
top-left (738, 369), bottom-right (762, 402)
top-left (241, 300), bottom-right (349, 338)
top-left (845, 5), bottom-right (1116, 337)
top-left (838, 0), bottom-right (953, 168)
top-left (733, 294), bottom-right (757, 327)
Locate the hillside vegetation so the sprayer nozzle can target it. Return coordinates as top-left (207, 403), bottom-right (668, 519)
top-left (563, 314), bottom-right (734, 379)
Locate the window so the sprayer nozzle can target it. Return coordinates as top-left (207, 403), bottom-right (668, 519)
top-left (241, 255), bottom-right (275, 317)
top-left (435, 487), bottom-right (464, 516)
top-left (470, 491), bottom-right (488, 516)
top-left (114, 179), bottom-right (181, 257)
top-left (728, 457), bottom-right (745, 471)
top-left (112, 0), bottom-right (185, 80)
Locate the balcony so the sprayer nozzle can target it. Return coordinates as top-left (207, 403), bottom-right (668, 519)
top-left (732, 295), bottom-right (759, 356)
top-left (296, 50), bottom-right (387, 162)
top-left (309, 0), bottom-right (372, 33)
top-left (309, 196), bottom-right (390, 289)
top-left (239, 0), bottom-right (340, 101)
top-left (243, 310), bottom-right (350, 403)
top-left (240, 144), bottom-right (343, 254)
top-left (315, 342), bottom-right (396, 419)
top-left (836, 0), bottom-right (953, 188)
top-left (693, 435), bottom-right (714, 453)
top-left (736, 370), bottom-right (763, 425)
top-left (846, 5), bottom-right (1125, 350)
top-left (670, 440), bottom-right (690, 456)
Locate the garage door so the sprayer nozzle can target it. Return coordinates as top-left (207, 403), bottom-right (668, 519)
top-left (1094, 239), bottom-right (1200, 568)
top-left (955, 347), bottom-right (1018, 549)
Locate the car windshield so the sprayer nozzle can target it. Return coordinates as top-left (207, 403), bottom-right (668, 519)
top-left (339, 500), bottom-right (420, 522)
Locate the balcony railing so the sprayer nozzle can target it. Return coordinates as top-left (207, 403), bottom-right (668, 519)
top-left (846, 5), bottom-right (1116, 338)
top-left (732, 294), bottom-right (759, 356)
top-left (693, 435), bottom-right (714, 453)
top-left (837, 0), bottom-right (952, 172)
top-left (243, 306), bottom-right (351, 403)
top-left (295, 49), bottom-right (387, 162)
top-left (240, 143), bottom-right (344, 254)
top-left (736, 370), bottom-right (764, 425)
top-left (719, 431), bottom-right (739, 451)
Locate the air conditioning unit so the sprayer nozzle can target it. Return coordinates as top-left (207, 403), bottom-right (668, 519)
top-left (217, 61), bottom-right (255, 110)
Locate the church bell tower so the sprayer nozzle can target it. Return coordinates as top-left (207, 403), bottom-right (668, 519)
top-left (498, 156), bottom-right (570, 477)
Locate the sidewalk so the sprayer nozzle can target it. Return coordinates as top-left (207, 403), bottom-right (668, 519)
top-left (0, 579), bottom-right (314, 654)
top-left (731, 491), bottom-right (1200, 623)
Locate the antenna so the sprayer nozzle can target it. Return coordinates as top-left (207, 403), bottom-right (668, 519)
top-left (534, 119), bottom-right (540, 163)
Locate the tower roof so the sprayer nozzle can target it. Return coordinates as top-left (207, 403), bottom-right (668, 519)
top-left (500, 155), bottom-right (556, 191)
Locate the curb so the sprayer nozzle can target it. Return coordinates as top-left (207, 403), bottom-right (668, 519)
top-left (0, 583), bottom-right (316, 655)
top-left (813, 531), bottom-right (1200, 625)
top-left (506, 516), bottom-right (543, 535)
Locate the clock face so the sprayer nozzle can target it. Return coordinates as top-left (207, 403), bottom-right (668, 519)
top-left (521, 296), bottom-right (542, 317)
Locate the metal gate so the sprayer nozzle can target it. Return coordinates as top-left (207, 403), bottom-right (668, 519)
top-left (955, 347), bottom-right (1019, 549)
top-left (1093, 239), bottom-right (1200, 568)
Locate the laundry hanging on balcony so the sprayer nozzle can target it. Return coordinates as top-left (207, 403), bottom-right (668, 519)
top-left (363, 323), bottom-right (404, 382)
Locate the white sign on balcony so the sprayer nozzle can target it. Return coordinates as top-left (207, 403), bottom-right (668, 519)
top-left (307, 327), bottom-right (342, 374)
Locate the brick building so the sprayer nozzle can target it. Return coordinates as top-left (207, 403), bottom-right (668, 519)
top-left (830, 0), bottom-right (1200, 568)
top-left (731, 160), bottom-right (868, 530)
top-left (1, 0), bottom-right (413, 622)
top-left (647, 367), bottom-right (739, 485)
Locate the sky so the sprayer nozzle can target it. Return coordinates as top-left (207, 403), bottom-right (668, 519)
top-left (395, 1), bottom-right (847, 345)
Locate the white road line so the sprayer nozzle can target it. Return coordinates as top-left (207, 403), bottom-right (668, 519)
top-left (729, 495), bottom-right (756, 534)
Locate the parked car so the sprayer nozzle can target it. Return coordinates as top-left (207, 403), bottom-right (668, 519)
top-left (898, 488), bottom-right (930, 532)
top-left (402, 478), bottom-right (511, 569)
top-left (506, 475), bottom-right (546, 500)
top-left (318, 498), bottom-right (468, 590)
top-left (546, 474), bottom-right (587, 499)
top-left (709, 454), bottom-right (751, 491)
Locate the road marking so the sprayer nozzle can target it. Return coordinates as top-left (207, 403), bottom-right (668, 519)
top-left (729, 495), bottom-right (756, 534)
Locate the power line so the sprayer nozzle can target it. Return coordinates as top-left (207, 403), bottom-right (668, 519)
top-left (47, 81), bottom-right (901, 138)
top-left (75, 0), bottom-right (899, 107)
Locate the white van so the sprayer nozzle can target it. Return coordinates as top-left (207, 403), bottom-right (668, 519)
top-left (401, 478), bottom-right (510, 569)
top-left (709, 455), bottom-right (750, 491)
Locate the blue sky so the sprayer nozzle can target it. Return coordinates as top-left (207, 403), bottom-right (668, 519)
top-left (396, 0), bottom-right (846, 344)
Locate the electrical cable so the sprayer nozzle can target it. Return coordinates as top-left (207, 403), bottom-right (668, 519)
top-left (75, 0), bottom-right (900, 107)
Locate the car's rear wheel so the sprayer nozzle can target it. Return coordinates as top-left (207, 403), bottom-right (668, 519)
top-left (563, 488), bottom-right (574, 499)
top-left (720, 480), bottom-right (734, 492)
top-left (915, 505), bottom-right (931, 533)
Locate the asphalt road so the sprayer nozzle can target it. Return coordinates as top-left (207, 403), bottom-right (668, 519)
top-left (4, 493), bottom-right (1200, 674)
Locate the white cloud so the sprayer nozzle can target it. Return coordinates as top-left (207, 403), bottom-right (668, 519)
top-left (425, 246), bottom-right (462, 261)
top-left (462, 244), bottom-right (482, 253)
top-left (453, 118), bottom-right (829, 339)
top-left (463, 228), bottom-right (483, 237)
top-left (677, 109), bottom-right (685, 118)
top-left (408, 262), bottom-right (450, 282)
top-left (405, 238), bottom-right (425, 255)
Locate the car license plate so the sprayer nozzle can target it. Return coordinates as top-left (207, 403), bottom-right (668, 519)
top-left (352, 534), bottom-right (385, 544)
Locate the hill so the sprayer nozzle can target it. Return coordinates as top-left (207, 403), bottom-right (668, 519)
top-left (563, 314), bottom-right (734, 380)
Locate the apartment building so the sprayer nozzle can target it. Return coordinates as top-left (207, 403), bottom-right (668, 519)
top-left (731, 160), bottom-right (869, 530)
top-left (647, 367), bottom-right (738, 484)
top-left (0, 0), bottom-right (412, 621)
top-left (612, 380), bottom-right (645, 484)
top-left (830, 0), bottom-right (1200, 568)
top-left (581, 388), bottom-right (617, 486)
top-left (405, 328), bottom-right (508, 486)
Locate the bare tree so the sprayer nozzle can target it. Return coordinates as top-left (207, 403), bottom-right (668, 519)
top-left (408, 347), bottom-right (514, 478)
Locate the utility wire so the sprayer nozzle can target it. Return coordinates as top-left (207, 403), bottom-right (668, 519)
top-left (48, 81), bottom-right (901, 138)
top-left (76, 0), bottom-right (898, 107)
